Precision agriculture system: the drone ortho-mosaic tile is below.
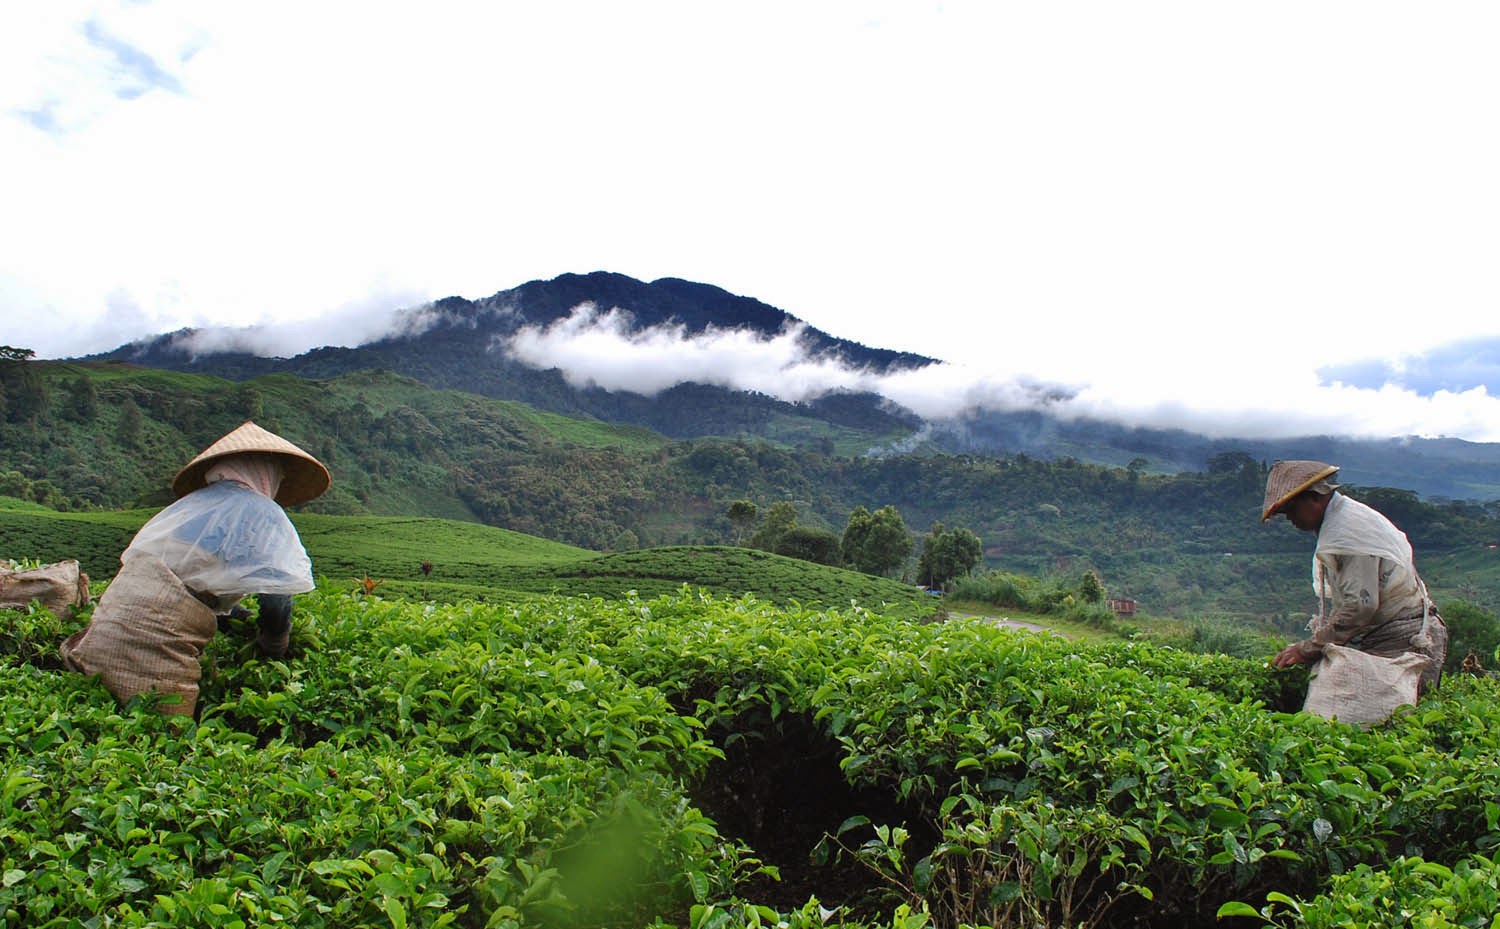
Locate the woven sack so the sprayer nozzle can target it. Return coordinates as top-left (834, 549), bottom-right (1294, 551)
top-left (0, 559), bottom-right (92, 617)
top-left (59, 553), bottom-right (215, 716)
top-left (1303, 644), bottom-right (1428, 727)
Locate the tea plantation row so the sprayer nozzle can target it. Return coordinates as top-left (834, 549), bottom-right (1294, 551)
top-left (4, 586), bottom-right (1500, 928)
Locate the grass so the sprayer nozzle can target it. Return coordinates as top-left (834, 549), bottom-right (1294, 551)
top-left (758, 411), bottom-right (915, 458)
top-left (47, 361), bottom-right (235, 391)
top-left (507, 404), bottom-right (670, 451)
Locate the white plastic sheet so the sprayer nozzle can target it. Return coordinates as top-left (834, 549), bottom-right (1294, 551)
top-left (123, 479), bottom-right (314, 606)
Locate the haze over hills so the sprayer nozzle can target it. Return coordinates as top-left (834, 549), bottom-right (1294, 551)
top-left (85, 271), bottom-right (1500, 502)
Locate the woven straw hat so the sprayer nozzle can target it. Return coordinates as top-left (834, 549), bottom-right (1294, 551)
top-left (1261, 459), bottom-right (1339, 522)
top-left (172, 421), bottom-right (331, 506)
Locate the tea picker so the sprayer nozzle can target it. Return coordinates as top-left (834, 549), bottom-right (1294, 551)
top-left (1262, 459), bottom-right (1447, 726)
top-left (61, 421), bottom-right (331, 716)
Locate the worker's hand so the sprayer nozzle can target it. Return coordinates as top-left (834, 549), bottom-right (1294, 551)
top-left (1273, 641), bottom-right (1313, 668)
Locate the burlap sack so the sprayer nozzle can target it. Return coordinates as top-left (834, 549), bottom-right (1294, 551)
top-left (59, 553), bottom-right (216, 716)
top-left (1303, 643), bottom-right (1429, 727)
top-left (0, 559), bottom-right (92, 617)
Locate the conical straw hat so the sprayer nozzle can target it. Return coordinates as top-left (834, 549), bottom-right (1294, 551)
top-left (1261, 459), bottom-right (1339, 522)
top-left (172, 421), bottom-right (331, 506)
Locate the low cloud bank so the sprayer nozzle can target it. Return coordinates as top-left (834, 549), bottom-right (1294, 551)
top-left (503, 303), bottom-right (873, 399)
top-left (66, 297), bottom-right (1500, 444)
top-left (501, 303), bottom-right (1079, 418)
top-left (154, 296), bottom-right (471, 359)
top-left (501, 304), bottom-right (1500, 443)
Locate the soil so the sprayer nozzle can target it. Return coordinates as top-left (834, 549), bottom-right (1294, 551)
top-left (683, 712), bottom-right (1257, 929)
top-left (686, 712), bottom-right (936, 920)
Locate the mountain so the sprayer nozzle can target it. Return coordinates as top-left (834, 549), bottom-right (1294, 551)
top-left (88, 272), bottom-right (930, 443)
top-left (83, 270), bottom-right (1500, 502)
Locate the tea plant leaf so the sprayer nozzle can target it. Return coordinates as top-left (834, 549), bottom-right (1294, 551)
top-left (836, 815), bottom-right (871, 837)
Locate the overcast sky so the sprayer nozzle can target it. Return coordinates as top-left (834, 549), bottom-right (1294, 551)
top-left (4, 2), bottom-right (1499, 441)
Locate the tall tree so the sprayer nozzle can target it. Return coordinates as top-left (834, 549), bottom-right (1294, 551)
top-left (0, 345), bottom-right (45, 424)
top-left (1079, 569), bottom-right (1106, 604)
top-left (117, 396), bottom-right (144, 448)
top-left (726, 499), bottom-right (759, 544)
top-left (774, 526), bottom-right (843, 567)
top-left (1440, 599), bottom-right (1500, 672)
top-left (917, 523), bottom-right (984, 589)
top-left (65, 375), bottom-right (99, 422)
top-left (748, 501), bottom-right (799, 552)
top-left (841, 504), bottom-right (913, 576)
top-left (240, 385), bottom-right (264, 421)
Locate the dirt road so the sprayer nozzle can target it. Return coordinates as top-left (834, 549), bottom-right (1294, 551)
top-left (951, 612), bottom-right (1070, 638)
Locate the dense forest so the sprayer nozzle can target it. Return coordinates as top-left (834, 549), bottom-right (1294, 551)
top-left (4, 353), bottom-right (1499, 623)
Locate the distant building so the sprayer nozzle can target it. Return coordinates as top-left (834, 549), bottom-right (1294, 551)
top-left (1107, 597), bottom-right (1137, 617)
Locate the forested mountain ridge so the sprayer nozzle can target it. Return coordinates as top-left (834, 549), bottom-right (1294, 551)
top-left (85, 272), bottom-right (930, 445)
top-left (3, 359), bottom-right (1499, 622)
top-left (74, 270), bottom-right (1500, 501)
top-left (919, 409), bottom-right (1500, 503)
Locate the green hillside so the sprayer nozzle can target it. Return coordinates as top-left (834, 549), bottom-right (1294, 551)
top-left (0, 500), bottom-right (938, 621)
top-left (4, 359), bottom-right (1499, 622)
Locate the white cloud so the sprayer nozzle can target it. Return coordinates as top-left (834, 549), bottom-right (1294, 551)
top-left (500, 304), bottom-right (1500, 442)
top-left (164, 288), bottom-right (441, 358)
top-left (503, 303), bottom-right (876, 399)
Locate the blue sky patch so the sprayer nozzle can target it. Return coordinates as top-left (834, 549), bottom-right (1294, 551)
top-left (83, 18), bottom-right (184, 100)
top-left (1320, 337), bottom-right (1500, 396)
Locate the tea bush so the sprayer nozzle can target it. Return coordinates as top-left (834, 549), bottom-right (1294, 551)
top-left (5, 586), bottom-right (1500, 927)
top-left (1219, 852), bottom-right (1500, 928)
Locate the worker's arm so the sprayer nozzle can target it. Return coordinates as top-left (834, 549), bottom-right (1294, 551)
top-left (255, 593), bottom-right (293, 658)
top-left (1273, 553), bottom-right (1382, 667)
top-left (1306, 553), bottom-right (1382, 648)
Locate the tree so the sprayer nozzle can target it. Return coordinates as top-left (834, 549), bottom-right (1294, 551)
top-left (65, 375), bottom-right (99, 422)
top-left (117, 396), bottom-right (144, 448)
top-left (0, 470), bottom-right (29, 500)
top-left (240, 386), bottom-right (264, 421)
top-left (1207, 450), bottom-right (1262, 494)
top-left (841, 504), bottom-right (913, 576)
top-left (0, 345), bottom-right (45, 424)
top-left (1207, 451), bottom-right (1256, 474)
top-left (775, 527), bottom-right (843, 567)
top-left (748, 501), bottom-right (799, 552)
top-left (917, 523), bottom-right (984, 589)
top-left (1079, 570), bottom-right (1106, 604)
top-left (1440, 599), bottom-right (1500, 672)
top-left (726, 499), bottom-right (758, 544)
